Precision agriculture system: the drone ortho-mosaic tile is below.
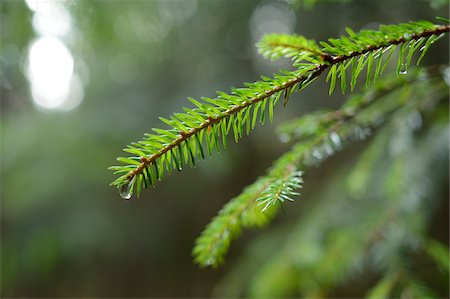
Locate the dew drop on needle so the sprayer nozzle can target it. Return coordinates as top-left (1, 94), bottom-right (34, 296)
top-left (119, 182), bottom-right (133, 200)
top-left (330, 132), bottom-right (342, 148)
top-left (312, 150), bottom-right (323, 160)
top-left (400, 63), bottom-right (407, 75)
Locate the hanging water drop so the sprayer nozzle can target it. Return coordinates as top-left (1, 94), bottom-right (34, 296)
top-left (324, 144), bottom-right (334, 156)
top-left (312, 150), bottom-right (323, 160)
top-left (353, 126), bottom-right (366, 140)
top-left (400, 63), bottom-right (407, 75)
top-left (205, 258), bottom-right (214, 266)
top-left (119, 182), bottom-right (133, 200)
top-left (330, 132), bottom-right (342, 148)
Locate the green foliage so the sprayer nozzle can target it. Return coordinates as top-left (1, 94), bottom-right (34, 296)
top-left (214, 68), bottom-right (449, 297)
top-left (109, 67), bottom-right (308, 195)
top-left (110, 20), bottom-right (449, 201)
top-left (286, 0), bottom-right (352, 9)
top-left (257, 33), bottom-right (324, 63)
top-left (322, 20), bottom-right (448, 94)
top-left (426, 239), bottom-right (450, 273)
top-left (110, 18), bottom-right (448, 270)
top-left (257, 171), bottom-right (303, 212)
top-left (366, 273), bottom-right (398, 299)
top-left (192, 67), bottom-right (448, 267)
top-left (288, 0), bottom-right (449, 10)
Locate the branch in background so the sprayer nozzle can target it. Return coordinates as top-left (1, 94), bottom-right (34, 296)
top-left (284, 0), bottom-right (352, 9)
top-left (192, 67), bottom-right (448, 267)
top-left (284, 0), bottom-right (447, 10)
top-left (214, 71), bottom-right (448, 296)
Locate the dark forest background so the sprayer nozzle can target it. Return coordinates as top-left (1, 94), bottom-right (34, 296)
top-left (1, 0), bottom-right (448, 297)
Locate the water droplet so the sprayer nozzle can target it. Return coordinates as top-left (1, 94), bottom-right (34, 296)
top-left (400, 64), bottom-right (407, 75)
top-left (353, 126), bottom-right (366, 140)
top-left (279, 133), bottom-right (290, 143)
top-left (403, 33), bottom-right (411, 39)
top-left (330, 132), bottom-right (342, 148)
top-left (312, 150), bottom-right (323, 160)
top-left (324, 144), bottom-right (334, 155)
top-left (205, 258), bottom-right (214, 266)
top-left (356, 127), bottom-right (372, 139)
top-left (119, 182), bottom-right (133, 200)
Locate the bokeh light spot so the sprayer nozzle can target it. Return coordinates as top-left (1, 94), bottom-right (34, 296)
top-left (27, 37), bottom-right (75, 110)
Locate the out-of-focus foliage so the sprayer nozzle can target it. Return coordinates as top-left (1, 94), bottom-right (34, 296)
top-left (214, 69), bottom-right (449, 298)
top-left (286, 0), bottom-right (352, 10)
top-left (1, 0), bottom-right (449, 298)
top-left (195, 64), bottom-right (449, 270)
top-left (285, 0), bottom-right (447, 10)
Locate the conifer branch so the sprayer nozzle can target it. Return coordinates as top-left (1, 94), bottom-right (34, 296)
top-left (257, 34), bottom-right (328, 62)
top-left (220, 82), bottom-right (448, 296)
top-left (111, 20), bottom-right (448, 200)
top-left (193, 67), bottom-right (448, 267)
top-left (324, 23), bottom-right (449, 64)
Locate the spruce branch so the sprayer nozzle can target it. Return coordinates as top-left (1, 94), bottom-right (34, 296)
top-left (234, 100), bottom-right (448, 297)
top-left (110, 20), bottom-right (448, 200)
top-left (193, 67), bottom-right (448, 267)
top-left (258, 170), bottom-right (303, 212)
top-left (257, 33), bottom-right (328, 62)
top-left (111, 20), bottom-right (448, 266)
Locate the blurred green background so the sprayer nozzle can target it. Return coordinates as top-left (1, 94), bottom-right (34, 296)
top-left (1, 0), bottom-right (448, 297)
